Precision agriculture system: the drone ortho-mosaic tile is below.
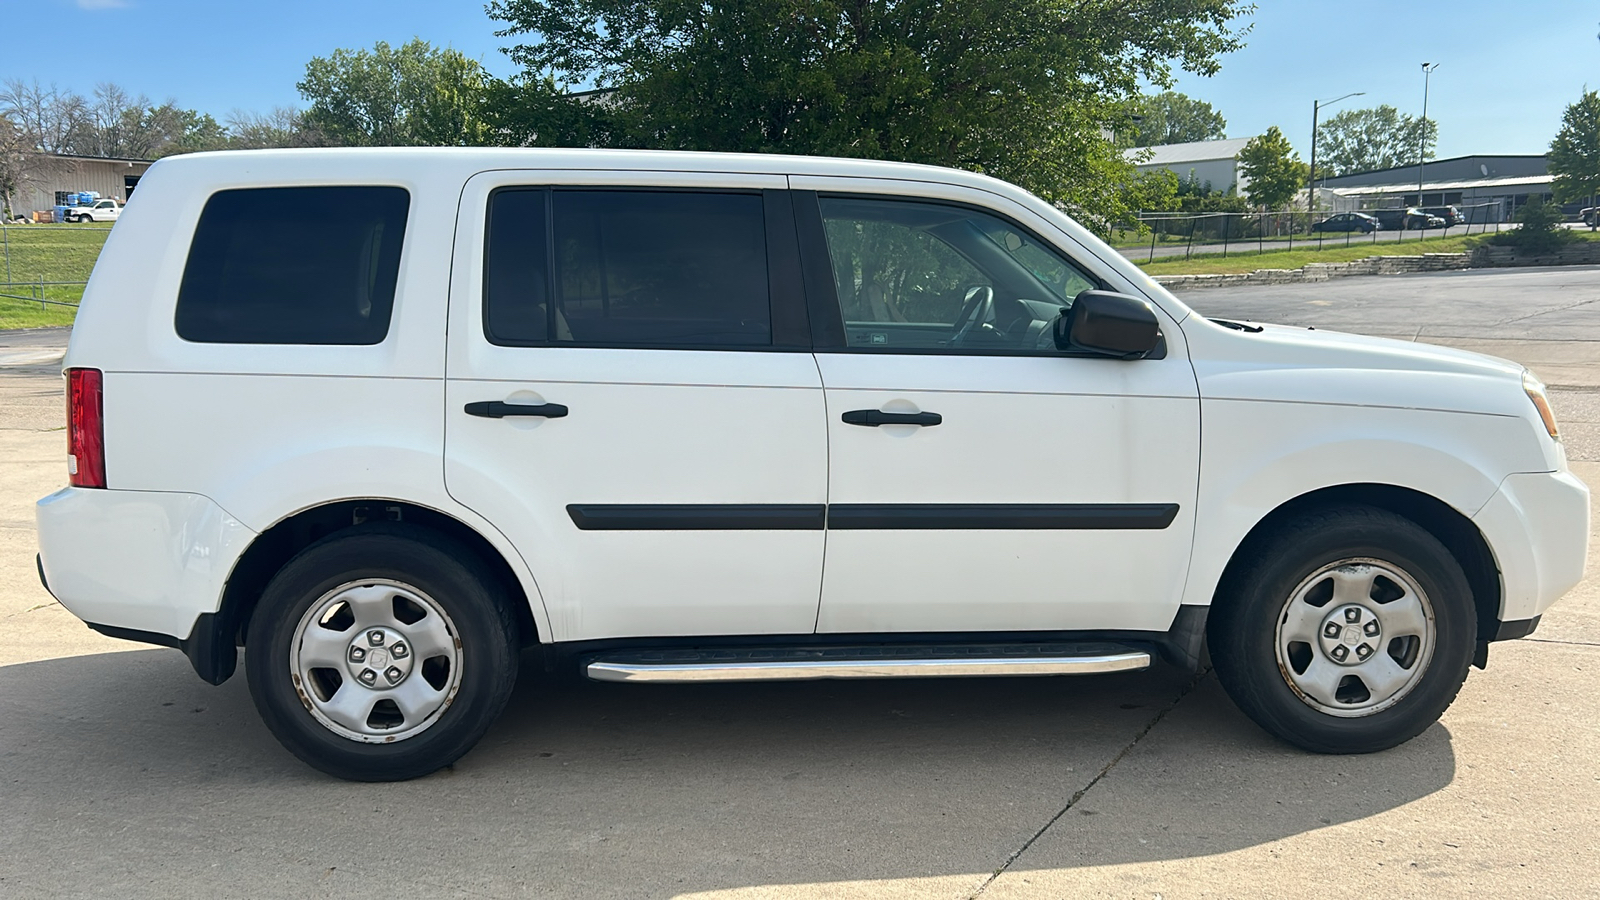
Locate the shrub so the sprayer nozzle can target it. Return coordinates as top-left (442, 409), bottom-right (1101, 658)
top-left (1491, 199), bottom-right (1577, 253)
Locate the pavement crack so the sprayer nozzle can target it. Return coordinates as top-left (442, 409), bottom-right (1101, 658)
top-left (967, 670), bottom-right (1209, 898)
top-left (2, 601), bottom-right (61, 619)
top-left (1493, 296), bottom-right (1600, 328)
top-left (1521, 637), bottom-right (1600, 648)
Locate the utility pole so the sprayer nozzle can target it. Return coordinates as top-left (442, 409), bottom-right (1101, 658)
top-left (1309, 91), bottom-right (1366, 220)
top-left (1417, 63), bottom-right (1440, 211)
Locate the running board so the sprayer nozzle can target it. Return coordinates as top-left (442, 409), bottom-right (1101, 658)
top-left (584, 642), bottom-right (1151, 683)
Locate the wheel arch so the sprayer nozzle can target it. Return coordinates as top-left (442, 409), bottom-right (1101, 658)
top-left (1211, 483), bottom-right (1502, 644)
top-left (198, 499), bottom-right (542, 684)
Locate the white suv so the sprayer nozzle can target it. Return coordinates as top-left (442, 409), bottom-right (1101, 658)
top-left (35, 149), bottom-right (1588, 781)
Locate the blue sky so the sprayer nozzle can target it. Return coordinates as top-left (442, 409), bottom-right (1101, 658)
top-left (1164, 0), bottom-right (1600, 159)
top-left (0, 0), bottom-right (520, 114)
top-left (1, 0), bottom-right (1595, 159)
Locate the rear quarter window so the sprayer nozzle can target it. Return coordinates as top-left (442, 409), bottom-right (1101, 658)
top-left (175, 186), bottom-right (410, 344)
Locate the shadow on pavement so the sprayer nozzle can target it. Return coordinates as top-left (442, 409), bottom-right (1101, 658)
top-left (1000, 675), bottom-right (1460, 879)
top-left (0, 647), bottom-right (1454, 897)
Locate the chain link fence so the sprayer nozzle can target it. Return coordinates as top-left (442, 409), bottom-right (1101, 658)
top-left (0, 221), bottom-right (111, 314)
top-left (1115, 201), bottom-right (1508, 263)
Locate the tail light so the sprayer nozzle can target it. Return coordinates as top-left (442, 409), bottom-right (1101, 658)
top-left (67, 368), bottom-right (105, 488)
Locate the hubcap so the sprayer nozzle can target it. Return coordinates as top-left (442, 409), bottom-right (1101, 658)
top-left (345, 626), bottom-right (414, 688)
top-left (1318, 604), bottom-right (1382, 665)
top-left (1274, 559), bottom-right (1436, 717)
top-left (289, 579), bottom-right (463, 743)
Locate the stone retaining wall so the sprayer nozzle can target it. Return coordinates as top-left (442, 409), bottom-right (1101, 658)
top-left (1470, 243), bottom-right (1600, 267)
top-left (1153, 253), bottom-right (1473, 290)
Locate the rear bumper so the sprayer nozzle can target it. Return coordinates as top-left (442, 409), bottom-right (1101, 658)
top-left (35, 486), bottom-right (255, 647)
top-left (1473, 470), bottom-right (1590, 630)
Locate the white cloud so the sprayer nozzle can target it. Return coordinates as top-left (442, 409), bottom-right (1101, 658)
top-left (76, 0), bottom-right (131, 9)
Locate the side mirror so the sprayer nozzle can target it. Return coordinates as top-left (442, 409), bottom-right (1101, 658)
top-left (1055, 290), bottom-right (1162, 358)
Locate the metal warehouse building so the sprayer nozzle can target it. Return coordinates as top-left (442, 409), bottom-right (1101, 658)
top-left (1319, 155), bottom-right (1552, 223)
top-left (1125, 137), bottom-right (1253, 196)
top-left (9, 154), bottom-right (153, 217)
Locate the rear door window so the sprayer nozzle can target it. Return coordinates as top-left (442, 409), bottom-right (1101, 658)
top-left (175, 186), bottom-right (410, 344)
top-left (483, 188), bottom-right (772, 347)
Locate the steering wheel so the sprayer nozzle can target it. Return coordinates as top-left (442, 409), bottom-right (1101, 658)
top-left (949, 285), bottom-right (995, 345)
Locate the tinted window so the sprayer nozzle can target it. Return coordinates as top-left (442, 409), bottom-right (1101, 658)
top-left (484, 189), bottom-right (550, 344)
top-left (175, 186), bottom-right (409, 344)
top-left (552, 190), bottom-right (770, 346)
top-left (819, 197), bottom-right (1096, 353)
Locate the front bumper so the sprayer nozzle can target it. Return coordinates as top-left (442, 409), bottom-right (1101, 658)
top-left (1472, 469), bottom-right (1590, 629)
top-left (36, 486), bottom-right (256, 645)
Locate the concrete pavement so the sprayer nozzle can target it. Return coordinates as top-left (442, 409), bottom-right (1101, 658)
top-left (1, 271), bottom-right (1597, 898)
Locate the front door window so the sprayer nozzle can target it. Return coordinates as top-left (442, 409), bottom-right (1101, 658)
top-left (818, 196), bottom-right (1097, 353)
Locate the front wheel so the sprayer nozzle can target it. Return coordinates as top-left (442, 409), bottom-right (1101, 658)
top-left (245, 526), bottom-right (518, 781)
top-left (1209, 506), bottom-right (1475, 754)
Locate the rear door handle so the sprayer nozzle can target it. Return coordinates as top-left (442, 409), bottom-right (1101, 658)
top-left (841, 409), bottom-right (942, 427)
top-left (465, 401), bottom-right (569, 419)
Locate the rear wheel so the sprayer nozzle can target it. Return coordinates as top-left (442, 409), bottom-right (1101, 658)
top-left (245, 526), bottom-right (518, 781)
top-left (1209, 506), bottom-right (1475, 753)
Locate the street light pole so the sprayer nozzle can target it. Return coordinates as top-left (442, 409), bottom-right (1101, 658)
top-left (1417, 62), bottom-right (1440, 209)
top-left (1309, 91), bottom-right (1366, 220)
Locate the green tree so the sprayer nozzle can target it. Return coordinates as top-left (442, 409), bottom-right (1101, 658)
top-left (480, 76), bottom-right (616, 149)
top-left (487, 0), bottom-right (1253, 228)
top-left (1237, 126), bottom-right (1308, 210)
top-left (126, 103), bottom-right (231, 157)
top-left (1123, 91), bottom-right (1226, 147)
top-left (298, 39), bottom-right (493, 146)
top-left (1549, 89), bottom-right (1600, 227)
top-left (1314, 105), bottom-right (1436, 176)
top-left (1125, 167), bottom-right (1180, 214)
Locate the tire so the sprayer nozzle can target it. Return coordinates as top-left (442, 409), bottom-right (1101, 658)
top-left (1208, 506), bottom-right (1475, 754)
top-left (79, 215), bottom-right (92, 223)
top-left (245, 525), bottom-right (518, 781)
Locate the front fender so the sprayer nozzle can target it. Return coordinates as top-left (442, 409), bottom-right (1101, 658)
top-left (1181, 398), bottom-right (1545, 610)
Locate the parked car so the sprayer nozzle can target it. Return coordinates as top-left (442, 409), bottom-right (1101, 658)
top-left (1369, 207), bottom-right (1445, 231)
top-left (35, 149), bottom-right (1589, 781)
top-left (68, 198), bottom-right (121, 223)
top-left (1421, 206), bottom-right (1466, 227)
top-left (1311, 212), bottom-right (1379, 233)
top-left (1581, 207), bottom-right (1596, 228)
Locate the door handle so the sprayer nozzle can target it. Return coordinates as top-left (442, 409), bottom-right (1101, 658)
top-left (841, 409), bottom-right (942, 427)
top-left (465, 401), bottom-right (569, 419)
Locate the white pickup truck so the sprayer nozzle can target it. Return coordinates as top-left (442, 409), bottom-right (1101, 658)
top-left (68, 198), bottom-right (122, 223)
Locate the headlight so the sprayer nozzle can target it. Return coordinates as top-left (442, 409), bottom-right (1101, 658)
top-left (1524, 371), bottom-right (1560, 441)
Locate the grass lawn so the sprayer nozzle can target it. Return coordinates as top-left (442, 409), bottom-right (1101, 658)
top-left (0, 295), bottom-right (79, 329)
top-left (0, 223), bottom-right (109, 328)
